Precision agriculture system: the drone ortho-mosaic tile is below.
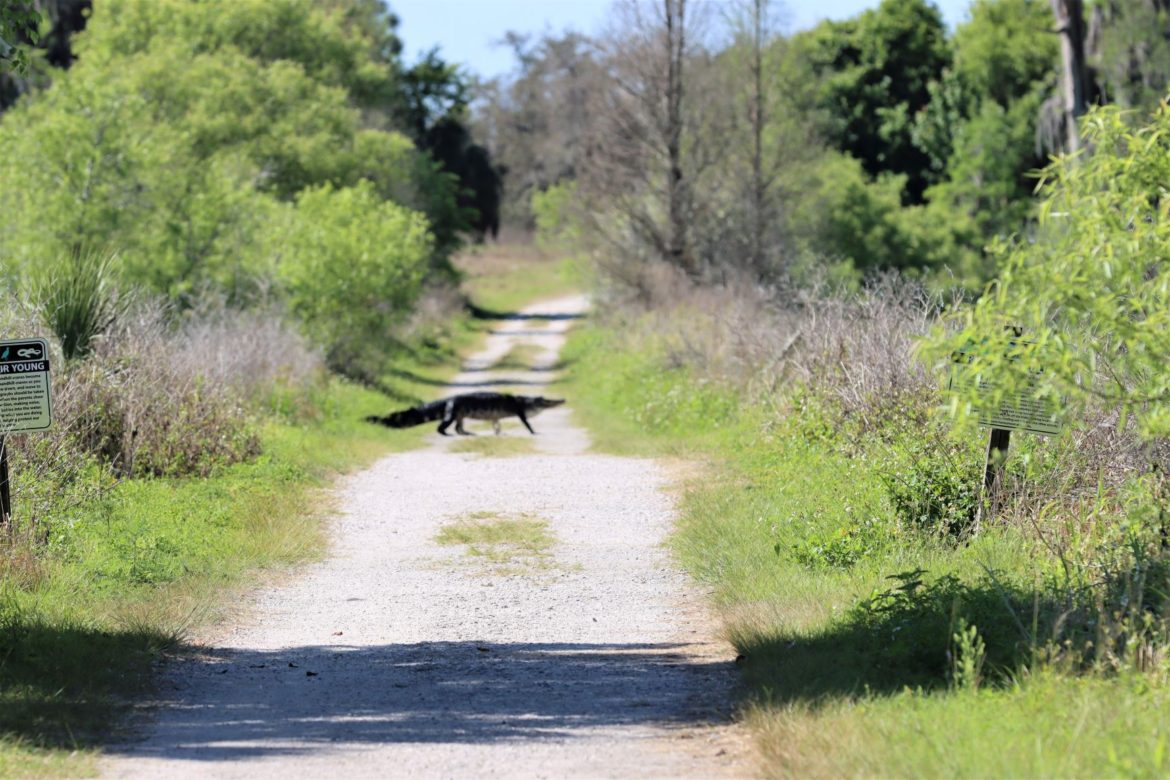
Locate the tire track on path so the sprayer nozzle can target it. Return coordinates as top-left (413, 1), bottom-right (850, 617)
top-left (103, 294), bottom-right (746, 779)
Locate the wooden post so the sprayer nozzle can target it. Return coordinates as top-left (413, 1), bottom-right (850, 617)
top-left (975, 427), bottom-right (1011, 531)
top-left (0, 434), bottom-right (10, 527)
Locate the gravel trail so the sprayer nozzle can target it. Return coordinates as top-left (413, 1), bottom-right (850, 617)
top-left (103, 294), bottom-right (744, 780)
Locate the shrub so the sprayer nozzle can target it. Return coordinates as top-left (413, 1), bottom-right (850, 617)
top-left (925, 103), bottom-right (1170, 439)
top-left (277, 181), bottom-right (432, 374)
top-left (35, 247), bottom-right (123, 361)
top-left (790, 517), bottom-right (894, 569)
top-left (876, 425), bottom-right (983, 537)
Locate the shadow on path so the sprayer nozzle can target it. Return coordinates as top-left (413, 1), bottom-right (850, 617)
top-left (112, 641), bottom-right (732, 762)
top-left (467, 304), bottom-right (587, 322)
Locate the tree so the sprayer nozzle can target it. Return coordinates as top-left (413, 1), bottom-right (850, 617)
top-left (0, 1), bottom-right (40, 74)
top-left (726, 0), bottom-right (783, 275)
top-left (1049, 0), bottom-right (1089, 153)
top-left (473, 31), bottom-right (602, 227)
top-left (803, 0), bottom-right (951, 203)
top-left (951, 0), bottom-right (1058, 110)
top-left (913, 0), bottom-right (1058, 283)
top-left (400, 49), bottom-right (500, 241)
top-left (0, 0), bottom-right (454, 299)
top-left (928, 103), bottom-right (1170, 437)
top-left (582, 0), bottom-right (732, 280)
top-left (1087, 0), bottom-right (1170, 111)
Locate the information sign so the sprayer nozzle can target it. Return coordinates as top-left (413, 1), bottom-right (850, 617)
top-left (0, 338), bottom-right (53, 433)
top-left (949, 340), bottom-right (1061, 436)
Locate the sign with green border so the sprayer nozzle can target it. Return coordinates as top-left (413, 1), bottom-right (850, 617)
top-left (0, 338), bottom-right (53, 433)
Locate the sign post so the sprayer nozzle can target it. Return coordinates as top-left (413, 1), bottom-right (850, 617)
top-left (949, 338), bottom-right (1061, 530)
top-left (0, 338), bottom-right (54, 526)
top-left (0, 435), bottom-right (9, 526)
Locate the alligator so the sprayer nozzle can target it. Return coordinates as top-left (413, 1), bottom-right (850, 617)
top-left (365, 392), bottom-right (565, 436)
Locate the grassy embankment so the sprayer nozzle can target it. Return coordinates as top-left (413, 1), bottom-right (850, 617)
top-left (452, 238), bottom-right (583, 313)
top-left (0, 244), bottom-right (575, 777)
top-left (562, 322), bottom-right (1170, 779)
top-left (0, 382), bottom-right (417, 778)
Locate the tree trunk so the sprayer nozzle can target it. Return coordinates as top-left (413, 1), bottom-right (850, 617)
top-left (750, 0), bottom-right (765, 274)
top-left (664, 0), bottom-right (693, 276)
top-left (1051, 0), bottom-right (1088, 153)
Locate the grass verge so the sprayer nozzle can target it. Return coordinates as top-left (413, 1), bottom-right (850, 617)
top-left (561, 322), bottom-right (1170, 779)
top-left (453, 240), bottom-right (583, 314)
top-left (0, 379), bottom-right (414, 777)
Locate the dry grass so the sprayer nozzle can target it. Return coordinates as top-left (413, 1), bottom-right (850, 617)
top-left (599, 262), bottom-right (938, 415)
top-left (177, 298), bottom-right (324, 404)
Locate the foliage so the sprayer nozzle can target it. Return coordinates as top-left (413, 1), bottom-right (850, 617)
top-left (531, 180), bottom-right (584, 252)
top-left (926, 103), bottom-right (1170, 438)
top-left (35, 247), bottom-right (122, 361)
top-left (877, 425), bottom-right (983, 537)
top-left (950, 0), bottom-right (1057, 109)
top-left (0, 0), bottom-right (40, 74)
top-left (474, 32), bottom-right (604, 227)
top-left (399, 49), bottom-right (499, 242)
top-left (801, 0), bottom-right (951, 203)
top-left (0, 0), bottom-right (464, 324)
top-left (74, 0), bottom-right (397, 107)
top-left (1091, 0), bottom-right (1170, 112)
top-left (277, 182), bottom-right (431, 370)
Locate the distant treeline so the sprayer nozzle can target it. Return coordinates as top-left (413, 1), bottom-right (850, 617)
top-left (476, 0), bottom-right (1170, 289)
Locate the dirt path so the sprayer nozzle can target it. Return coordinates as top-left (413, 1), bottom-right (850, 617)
top-left (102, 294), bottom-right (745, 779)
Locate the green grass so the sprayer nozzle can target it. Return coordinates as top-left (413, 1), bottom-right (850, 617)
top-left (453, 242), bottom-right (583, 314)
top-left (0, 319), bottom-right (475, 775)
top-left (750, 673), bottom-right (1170, 779)
top-left (561, 321), bottom-right (1170, 778)
top-left (436, 511), bottom-right (557, 573)
top-left (0, 379), bottom-right (403, 775)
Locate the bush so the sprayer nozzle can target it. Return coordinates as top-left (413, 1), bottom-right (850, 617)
top-left (277, 181), bottom-right (431, 374)
top-left (791, 517), bottom-right (894, 569)
top-left (925, 103), bottom-right (1170, 439)
top-left (35, 247), bottom-right (123, 361)
top-left (877, 425), bottom-right (983, 537)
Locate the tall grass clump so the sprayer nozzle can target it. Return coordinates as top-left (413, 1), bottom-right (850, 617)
top-left (34, 247), bottom-right (123, 361)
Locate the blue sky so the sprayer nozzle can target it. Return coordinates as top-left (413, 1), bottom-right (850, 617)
top-left (391, 0), bottom-right (973, 80)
